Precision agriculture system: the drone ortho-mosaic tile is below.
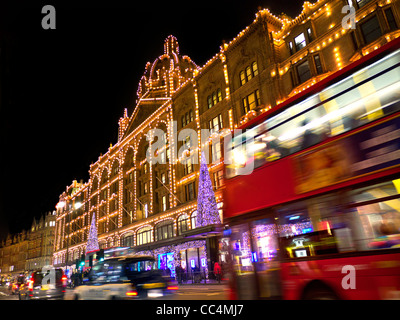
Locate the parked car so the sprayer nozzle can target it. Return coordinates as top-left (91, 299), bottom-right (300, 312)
top-left (71, 255), bottom-right (178, 300)
top-left (19, 267), bottom-right (67, 300)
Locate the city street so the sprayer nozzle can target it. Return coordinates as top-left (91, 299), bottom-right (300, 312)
top-left (0, 283), bottom-right (228, 300)
top-left (0, 286), bottom-right (18, 300)
top-left (168, 283), bottom-right (228, 300)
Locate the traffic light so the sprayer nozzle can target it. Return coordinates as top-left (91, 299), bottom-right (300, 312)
top-left (80, 254), bottom-right (85, 267)
top-left (76, 255), bottom-right (85, 269)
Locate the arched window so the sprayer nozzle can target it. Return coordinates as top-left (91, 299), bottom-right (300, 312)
top-left (177, 214), bottom-right (189, 235)
top-left (99, 240), bottom-right (106, 249)
top-left (111, 160), bottom-right (119, 178)
top-left (108, 238), bottom-right (113, 248)
top-left (207, 96), bottom-right (213, 109)
top-left (191, 210), bottom-right (198, 229)
top-left (245, 66), bottom-right (253, 81)
top-left (217, 88), bottom-right (222, 102)
top-left (212, 91), bottom-right (217, 105)
top-left (137, 226), bottom-right (152, 245)
top-left (100, 169), bottom-right (108, 186)
top-left (155, 220), bottom-right (174, 241)
top-left (122, 233), bottom-right (134, 247)
top-left (252, 61), bottom-right (258, 76)
top-left (240, 70), bottom-right (246, 86)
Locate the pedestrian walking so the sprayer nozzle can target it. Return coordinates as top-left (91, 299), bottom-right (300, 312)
top-left (213, 261), bottom-right (222, 283)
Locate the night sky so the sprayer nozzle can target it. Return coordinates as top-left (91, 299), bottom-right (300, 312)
top-left (0, 0), bottom-right (304, 238)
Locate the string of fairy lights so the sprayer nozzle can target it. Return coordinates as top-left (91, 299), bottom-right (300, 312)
top-left (53, 0), bottom-right (400, 265)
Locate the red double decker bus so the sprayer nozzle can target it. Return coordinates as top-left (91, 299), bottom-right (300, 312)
top-left (223, 37), bottom-right (400, 300)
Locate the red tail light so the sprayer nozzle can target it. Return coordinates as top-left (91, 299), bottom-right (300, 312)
top-left (62, 275), bottom-right (68, 281)
top-left (167, 285), bottom-right (179, 290)
top-left (126, 290), bottom-right (138, 297)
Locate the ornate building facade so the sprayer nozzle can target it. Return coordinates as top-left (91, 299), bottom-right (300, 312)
top-left (52, 0), bottom-right (400, 277)
top-left (0, 232), bottom-right (28, 276)
top-left (25, 211), bottom-right (56, 272)
top-left (0, 211), bottom-right (56, 276)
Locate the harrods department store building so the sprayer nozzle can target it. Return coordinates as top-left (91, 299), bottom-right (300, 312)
top-left (52, 0), bottom-right (400, 275)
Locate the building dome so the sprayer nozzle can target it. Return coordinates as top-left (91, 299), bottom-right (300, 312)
top-left (137, 35), bottom-right (198, 99)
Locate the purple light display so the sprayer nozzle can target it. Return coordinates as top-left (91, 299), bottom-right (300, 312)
top-left (196, 152), bottom-right (221, 227)
top-left (86, 212), bottom-right (100, 253)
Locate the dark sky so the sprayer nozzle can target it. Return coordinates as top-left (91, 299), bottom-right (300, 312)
top-left (0, 0), bottom-right (305, 238)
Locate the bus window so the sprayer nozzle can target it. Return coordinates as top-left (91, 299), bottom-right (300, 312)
top-left (230, 224), bottom-right (258, 299)
top-left (230, 224), bottom-right (253, 273)
top-left (348, 179), bottom-right (400, 251)
top-left (250, 218), bottom-right (279, 265)
top-left (276, 203), bottom-right (313, 237)
top-left (250, 218), bottom-right (281, 299)
top-left (277, 195), bottom-right (356, 258)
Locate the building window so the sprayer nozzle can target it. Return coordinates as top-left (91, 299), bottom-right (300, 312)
top-left (161, 172), bottom-right (167, 184)
top-left (294, 33), bottom-right (306, 51)
top-left (185, 182), bottom-right (196, 201)
top-left (212, 141), bottom-right (222, 163)
top-left (207, 95), bottom-right (213, 109)
top-left (243, 89), bottom-right (261, 114)
top-left (100, 189), bottom-right (107, 201)
top-left (212, 91), bottom-right (217, 105)
top-left (252, 61), bottom-right (258, 77)
top-left (98, 221), bottom-right (106, 234)
top-left (360, 15), bottom-right (382, 44)
top-left (162, 195), bottom-right (167, 211)
top-left (177, 214), bottom-right (189, 234)
top-left (207, 88), bottom-right (223, 108)
top-left (144, 182), bottom-right (148, 194)
top-left (385, 8), bottom-right (397, 31)
top-left (213, 170), bottom-right (224, 189)
top-left (111, 181), bottom-right (118, 195)
top-left (240, 71), bottom-right (246, 86)
top-left (296, 60), bottom-right (312, 84)
top-left (350, 31), bottom-right (359, 50)
top-left (217, 88), bottom-right (222, 102)
top-left (239, 61), bottom-right (259, 86)
top-left (356, 0), bottom-right (372, 8)
top-left (307, 27), bottom-right (314, 42)
top-left (127, 172), bottom-right (133, 184)
top-left (209, 114), bottom-right (223, 133)
top-left (288, 41), bottom-right (294, 55)
top-left (313, 54), bottom-right (323, 75)
top-left (183, 135), bottom-right (192, 150)
top-left (191, 211), bottom-right (198, 229)
top-left (122, 234), bottom-right (134, 247)
top-left (137, 227), bottom-right (152, 245)
top-left (245, 66), bottom-right (253, 81)
top-left (108, 216), bottom-right (118, 231)
top-left (183, 155), bottom-right (194, 176)
top-left (110, 199), bottom-right (118, 212)
top-left (155, 221), bottom-right (174, 241)
top-left (181, 109), bottom-right (194, 128)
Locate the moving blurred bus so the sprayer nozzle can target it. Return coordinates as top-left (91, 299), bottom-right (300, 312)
top-left (223, 37), bottom-right (400, 300)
